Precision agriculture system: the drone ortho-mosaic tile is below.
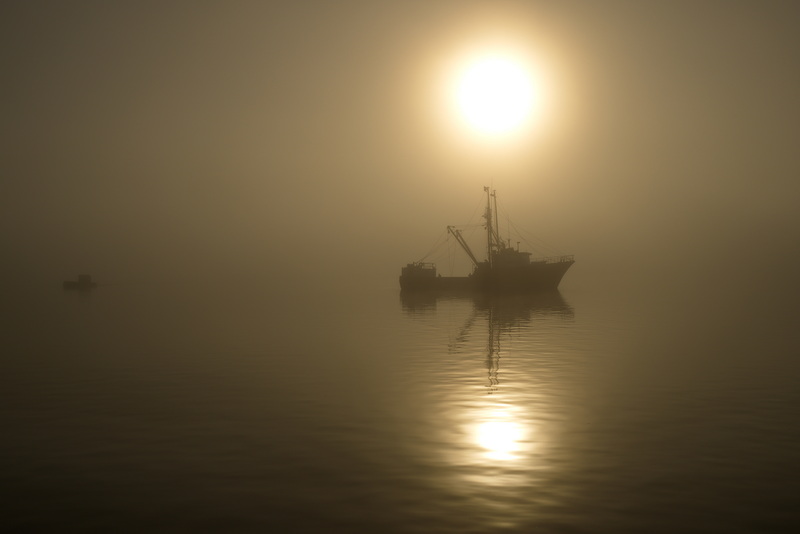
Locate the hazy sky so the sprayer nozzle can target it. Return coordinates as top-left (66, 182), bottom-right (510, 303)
top-left (3, 1), bottom-right (799, 289)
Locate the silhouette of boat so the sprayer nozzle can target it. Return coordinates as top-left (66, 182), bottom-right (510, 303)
top-left (63, 274), bottom-right (97, 291)
top-left (400, 187), bottom-right (574, 293)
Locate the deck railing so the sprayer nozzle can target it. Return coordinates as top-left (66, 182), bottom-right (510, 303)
top-left (411, 256), bottom-right (573, 270)
top-left (534, 255), bottom-right (575, 264)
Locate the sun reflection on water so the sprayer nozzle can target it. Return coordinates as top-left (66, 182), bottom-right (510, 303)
top-left (402, 293), bottom-right (575, 529)
top-left (475, 419), bottom-right (527, 461)
top-left (459, 403), bottom-right (538, 490)
top-left (455, 402), bottom-right (541, 517)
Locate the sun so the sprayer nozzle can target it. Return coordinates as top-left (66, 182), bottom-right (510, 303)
top-left (451, 52), bottom-right (542, 137)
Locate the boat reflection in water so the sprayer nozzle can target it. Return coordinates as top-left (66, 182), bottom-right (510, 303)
top-left (400, 291), bottom-right (576, 528)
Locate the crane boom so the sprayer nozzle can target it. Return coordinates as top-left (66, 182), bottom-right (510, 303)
top-left (447, 225), bottom-right (480, 267)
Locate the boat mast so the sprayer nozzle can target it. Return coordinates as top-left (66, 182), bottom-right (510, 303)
top-left (484, 186), bottom-right (493, 267)
top-left (492, 189), bottom-right (501, 250)
top-left (492, 189), bottom-right (505, 251)
top-left (483, 186), bottom-right (506, 265)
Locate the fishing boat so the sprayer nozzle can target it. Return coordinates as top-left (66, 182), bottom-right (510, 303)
top-left (399, 187), bottom-right (574, 293)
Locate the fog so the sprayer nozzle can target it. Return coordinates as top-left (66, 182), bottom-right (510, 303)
top-left (3, 0), bottom-right (799, 296)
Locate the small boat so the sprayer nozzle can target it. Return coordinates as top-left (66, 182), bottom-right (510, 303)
top-left (400, 187), bottom-right (574, 293)
top-left (63, 274), bottom-right (97, 291)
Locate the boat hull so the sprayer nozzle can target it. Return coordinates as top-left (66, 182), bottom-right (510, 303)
top-left (400, 259), bottom-right (574, 294)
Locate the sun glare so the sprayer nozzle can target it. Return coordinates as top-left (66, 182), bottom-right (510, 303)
top-left (451, 51), bottom-right (543, 137)
top-left (476, 420), bottom-right (525, 460)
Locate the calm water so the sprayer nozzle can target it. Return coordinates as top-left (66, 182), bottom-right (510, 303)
top-left (3, 274), bottom-right (799, 533)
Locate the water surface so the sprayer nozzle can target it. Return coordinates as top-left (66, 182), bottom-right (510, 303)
top-left (3, 276), bottom-right (799, 532)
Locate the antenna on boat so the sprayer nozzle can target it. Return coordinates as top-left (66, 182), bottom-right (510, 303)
top-left (483, 186), bottom-right (508, 266)
top-left (493, 190), bottom-right (500, 251)
top-left (484, 186), bottom-right (493, 267)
